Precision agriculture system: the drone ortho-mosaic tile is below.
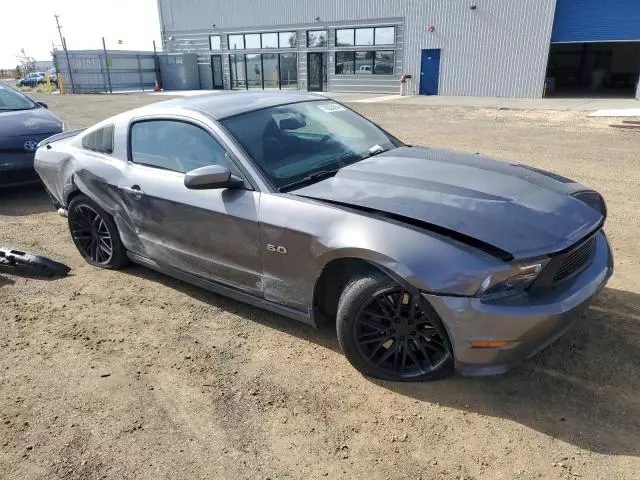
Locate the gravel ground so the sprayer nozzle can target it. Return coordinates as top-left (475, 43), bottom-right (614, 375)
top-left (1, 93), bottom-right (639, 480)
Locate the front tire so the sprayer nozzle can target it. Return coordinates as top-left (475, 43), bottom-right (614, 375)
top-left (67, 194), bottom-right (128, 269)
top-left (337, 273), bottom-right (454, 382)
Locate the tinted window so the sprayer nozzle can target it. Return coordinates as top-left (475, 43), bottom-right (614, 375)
top-left (82, 125), bottom-right (114, 154)
top-left (221, 101), bottom-right (400, 190)
top-left (209, 35), bottom-right (221, 50)
top-left (230, 54), bottom-right (247, 89)
top-left (130, 120), bottom-right (234, 174)
top-left (355, 28), bottom-right (374, 46)
top-left (336, 29), bottom-right (354, 47)
top-left (375, 27), bottom-right (395, 45)
top-left (244, 34), bottom-right (261, 49)
top-left (228, 34), bottom-right (244, 50)
top-left (261, 33), bottom-right (278, 49)
top-left (279, 31), bottom-right (297, 48)
top-left (307, 30), bottom-right (328, 47)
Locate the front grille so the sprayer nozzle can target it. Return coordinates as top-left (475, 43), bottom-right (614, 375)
top-left (553, 236), bottom-right (597, 283)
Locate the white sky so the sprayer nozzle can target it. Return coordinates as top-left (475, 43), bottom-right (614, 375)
top-left (0, 0), bottom-right (162, 69)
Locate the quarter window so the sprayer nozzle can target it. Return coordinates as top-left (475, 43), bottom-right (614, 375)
top-left (82, 125), bottom-right (114, 154)
top-left (130, 120), bottom-right (235, 174)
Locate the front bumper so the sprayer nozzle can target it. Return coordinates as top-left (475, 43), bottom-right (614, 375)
top-left (423, 231), bottom-right (613, 376)
top-left (0, 153), bottom-right (40, 188)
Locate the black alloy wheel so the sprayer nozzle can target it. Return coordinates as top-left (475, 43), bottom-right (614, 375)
top-left (337, 273), bottom-right (454, 381)
top-left (67, 194), bottom-right (128, 269)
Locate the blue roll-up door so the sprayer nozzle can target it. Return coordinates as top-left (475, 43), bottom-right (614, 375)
top-left (552, 0), bottom-right (640, 43)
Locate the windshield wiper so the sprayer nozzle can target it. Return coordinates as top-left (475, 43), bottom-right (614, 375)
top-left (279, 169), bottom-right (340, 192)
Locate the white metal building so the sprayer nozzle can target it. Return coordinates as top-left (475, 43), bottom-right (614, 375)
top-left (157, 0), bottom-right (640, 98)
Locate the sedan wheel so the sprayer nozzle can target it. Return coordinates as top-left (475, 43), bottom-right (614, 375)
top-left (67, 194), bottom-right (128, 269)
top-left (337, 273), bottom-right (454, 381)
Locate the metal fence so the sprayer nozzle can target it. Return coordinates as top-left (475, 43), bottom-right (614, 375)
top-left (53, 49), bottom-right (158, 93)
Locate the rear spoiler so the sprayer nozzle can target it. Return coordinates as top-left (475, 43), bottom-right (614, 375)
top-left (37, 128), bottom-right (86, 149)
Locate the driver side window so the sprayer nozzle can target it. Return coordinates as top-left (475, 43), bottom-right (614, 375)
top-left (130, 120), bottom-right (238, 174)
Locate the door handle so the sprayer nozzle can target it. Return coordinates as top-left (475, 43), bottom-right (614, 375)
top-left (122, 185), bottom-right (145, 199)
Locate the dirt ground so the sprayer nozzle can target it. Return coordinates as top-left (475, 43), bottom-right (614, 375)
top-left (1, 93), bottom-right (639, 480)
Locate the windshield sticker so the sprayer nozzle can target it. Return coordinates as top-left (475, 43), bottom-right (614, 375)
top-left (318, 103), bottom-right (346, 113)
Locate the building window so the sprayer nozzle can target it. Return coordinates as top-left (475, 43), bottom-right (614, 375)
top-left (228, 34), bottom-right (244, 50)
top-left (279, 31), bottom-right (297, 48)
top-left (374, 27), bottom-right (395, 45)
top-left (245, 34), bottom-right (261, 49)
top-left (230, 53), bottom-right (298, 90)
top-left (335, 51), bottom-right (395, 75)
top-left (336, 29), bottom-right (355, 47)
top-left (229, 54), bottom-right (247, 88)
top-left (263, 53), bottom-right (279, 88)
top-left (279, 53), bottom-right (298, 88)
top-left (355, 28), bottom-right (374, 46)
top-left (262, 33), bottom-right (278, 49)
top-left (209, 35), bottom-right (221, 51)
top-left (307, 30), bottom-right (328, 48)
top-left (336, 26), bottom-right (396, 47)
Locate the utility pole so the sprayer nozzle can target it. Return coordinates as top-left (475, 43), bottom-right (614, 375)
top-left (54, 14), bottom-right (75, 93)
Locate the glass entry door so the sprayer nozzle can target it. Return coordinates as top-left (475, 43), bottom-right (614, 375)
top-left (307, 52), bottom-right (326, 92)
top-left (211, 55), bottom-right (224, 89)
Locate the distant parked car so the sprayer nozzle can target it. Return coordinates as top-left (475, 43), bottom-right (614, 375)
top-left (0, 84), bottom-right (64, 187)
top-left (46, 68), bottom-right (58, 86)
top-left (17, 72), bottom-right (46, 87)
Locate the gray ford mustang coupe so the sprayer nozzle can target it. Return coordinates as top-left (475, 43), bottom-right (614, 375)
top-left (35, 92), bottom-right (613, 381)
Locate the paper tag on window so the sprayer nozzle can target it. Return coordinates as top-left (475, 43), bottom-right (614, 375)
top-left (318, 103), bottom-right (346, 113)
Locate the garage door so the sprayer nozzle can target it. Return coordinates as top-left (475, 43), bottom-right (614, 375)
top-left (552, 0), bottom-right (640, 43)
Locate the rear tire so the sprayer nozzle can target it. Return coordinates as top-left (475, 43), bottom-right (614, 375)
top-left (67, 194), bottom-right (128, 269)
top-left (337, 273), bottom-right (454, 382)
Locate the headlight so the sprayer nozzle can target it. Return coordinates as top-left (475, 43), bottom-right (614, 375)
top-left (571, 190), bottom-right (607, 217)
top-left (477, 262), bottom-right (546, 298)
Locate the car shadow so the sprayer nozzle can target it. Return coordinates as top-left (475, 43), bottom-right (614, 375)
top-left (0, 184), bottom-right (53, 216)
top-left (372, 287), bottom-right (640, 457)
top-left (124, 264), bottom-right (341, 353)
top-left (121, 263), bottom-right (640, 456)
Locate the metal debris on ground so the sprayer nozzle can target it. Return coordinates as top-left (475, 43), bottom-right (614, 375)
top-left (0, 247), bottom-right (71, 278)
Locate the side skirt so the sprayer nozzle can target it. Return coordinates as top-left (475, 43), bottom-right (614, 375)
top-left (127, 252), bottom-right (315, 327)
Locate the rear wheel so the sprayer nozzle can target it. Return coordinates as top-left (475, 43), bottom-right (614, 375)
top-left (67, 194), bottom-right (128, 269)
top-left (337, 273), bottom-right (454, 381)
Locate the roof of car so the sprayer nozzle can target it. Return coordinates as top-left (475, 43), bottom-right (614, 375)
top-left (153, 91), bottom-right (325, 120)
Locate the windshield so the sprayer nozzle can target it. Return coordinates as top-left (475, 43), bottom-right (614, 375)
top-left (221, 100), bottom-right (402, 190)
top-left (0, 85), bottom-right (35, 111)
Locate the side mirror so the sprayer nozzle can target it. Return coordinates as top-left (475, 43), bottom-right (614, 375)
top-left (37, 101), bottom-right (48, 109)
top-left (184, 165), bottom-right (244, 190)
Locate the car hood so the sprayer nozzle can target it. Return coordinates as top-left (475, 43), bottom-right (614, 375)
top-left (291, 146), bottom-right (603, 259)
top-left (0, 106), bottom-right (63, 138)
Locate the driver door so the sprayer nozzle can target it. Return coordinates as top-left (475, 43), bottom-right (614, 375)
top-left (118, 118), bottom-right (262, 295)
